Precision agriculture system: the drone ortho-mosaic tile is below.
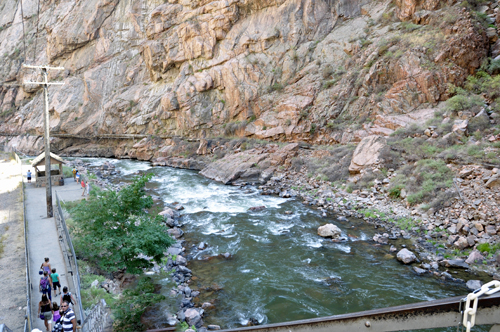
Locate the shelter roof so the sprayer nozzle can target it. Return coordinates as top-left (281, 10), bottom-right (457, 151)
top-left (31, 152), bottom-right (66, 167)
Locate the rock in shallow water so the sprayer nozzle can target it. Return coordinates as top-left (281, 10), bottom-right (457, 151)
top-left (466, 280), bottom-right (482, 291)
top-left (317, 224), bottom-right (341, 238)
top-left (397, 249), bottom-right (417, 264)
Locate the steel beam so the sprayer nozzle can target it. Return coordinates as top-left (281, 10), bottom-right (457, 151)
top-left (212, 292), bottom-right (500, 332)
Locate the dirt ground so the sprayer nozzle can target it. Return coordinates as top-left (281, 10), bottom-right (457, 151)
top-left (0, 152), bottom-right (27, 332)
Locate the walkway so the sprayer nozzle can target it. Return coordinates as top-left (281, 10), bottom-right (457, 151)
top-left (23, 166), bottom-right (84, 332)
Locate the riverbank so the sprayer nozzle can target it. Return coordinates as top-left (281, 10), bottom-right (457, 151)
top-left (19, 135), bottom-right (500, 280)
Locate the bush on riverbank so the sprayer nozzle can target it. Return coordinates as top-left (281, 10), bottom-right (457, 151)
top-left (66, 174), bottom-right (175, 274)
top-left (113, 277), bottom-right (165, 332)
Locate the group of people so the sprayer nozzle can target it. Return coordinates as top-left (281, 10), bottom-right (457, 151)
top-left (38, 257), bottom-right (77, 332)
top-left (72, 167), bottom-right (90, 196)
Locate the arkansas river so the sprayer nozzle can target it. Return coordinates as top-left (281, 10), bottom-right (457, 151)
top-left (72, 158), bottom-right (492, 332)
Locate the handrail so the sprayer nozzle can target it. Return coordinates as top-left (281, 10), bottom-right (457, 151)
top-left (54, 192), bottom-right (85, 327)
top-left (13, 151), bottom-right (32, 332)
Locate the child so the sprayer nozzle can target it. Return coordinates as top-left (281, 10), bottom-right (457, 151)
top-left (27, 169), bottom-right (32, 183)
top-left (52, 302), bottom-right (61, 323)
top-left (51, 268), bottom-right (61, 296)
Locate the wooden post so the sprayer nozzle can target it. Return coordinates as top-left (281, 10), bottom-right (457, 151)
top-left (22, 64), bottom-right (64, 218)
top-left (42, 68), bottom-right (53, 217)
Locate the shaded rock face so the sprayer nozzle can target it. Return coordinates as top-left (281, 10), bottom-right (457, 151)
top-left (0, 0), bottom-right (490, 149)
top-left (349, 135), bottom-right (386, 173)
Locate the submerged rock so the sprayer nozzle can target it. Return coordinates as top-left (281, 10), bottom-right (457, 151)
top-left (248, 206), bottom-right (266, 212)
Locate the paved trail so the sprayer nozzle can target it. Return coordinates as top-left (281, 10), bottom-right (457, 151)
top-left (23, 165), bottom-right (84, 332)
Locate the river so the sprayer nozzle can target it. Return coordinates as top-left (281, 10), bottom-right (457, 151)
top-left (72, 158), bottom-right (493, 332)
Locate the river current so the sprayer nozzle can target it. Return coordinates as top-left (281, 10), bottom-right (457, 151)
top-left (72, 158), bottom-right (492, 332)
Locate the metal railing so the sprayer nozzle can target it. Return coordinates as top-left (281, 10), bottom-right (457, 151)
top-left (54, 192), bottom-right (85, 323)
top-left (54, 192), bottom-right (109, 332)
top-left (82, 299), bottom-right (109, 332)
top-left (13, 151), bottom-right (32, 332)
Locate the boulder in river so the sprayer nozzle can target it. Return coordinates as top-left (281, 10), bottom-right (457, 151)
top-left (397, 249), bottom-right (417, 264)
top-left (248, 206), bottom-right (266, 212)
top-left (413, 266), bottom-right (427, 275)
top-left (168, 227), bottom-right (184, 239)
top-left (160, 208), bottom-right (177, 218)
top-left (466, 280), bottom-right (482, 291)
top-left (441, 259), bottom-right (469, 269)
top-left (198, 242), bottom-right (207, 250)
top-left (185, 308), bottom-right (203, 328)
top-left (317, 224), bottom-right (341, 238)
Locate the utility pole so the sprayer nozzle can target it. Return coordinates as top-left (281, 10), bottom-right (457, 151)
top-left (23, 64), bottom-right (64, 217)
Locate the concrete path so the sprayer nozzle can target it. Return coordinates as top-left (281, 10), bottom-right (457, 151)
top-left (23, 165), bottom-right (84, 332)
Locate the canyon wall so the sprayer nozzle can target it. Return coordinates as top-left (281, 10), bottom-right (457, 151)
top-left (0, 0), bottom-right (494, 155)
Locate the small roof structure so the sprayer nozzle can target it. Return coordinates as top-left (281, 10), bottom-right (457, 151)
top-left (31, 152), bottom-right (67, 168)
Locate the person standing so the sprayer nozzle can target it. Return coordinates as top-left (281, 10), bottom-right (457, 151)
top-left (81, 179), bottom-right (86, 196)
top-left (86, 181), bottom-right (90, 196)
top-left (51, 268), bottom-right (61, 296)
top-left (60, 301), bottom-right (76, 332)
top-left (27, 169), bottom-right (32, 183)
top-left (40, 271), bottom-right (53, 301)
top-left (38, 294), bottom-right (53, 332)
top-left (75, 171), bottom-right (80, 183)
top-left (72, 167), bottom-right (77, 182)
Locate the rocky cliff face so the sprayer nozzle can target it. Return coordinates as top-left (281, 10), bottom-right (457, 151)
top-left (0, 0), bottom-right (496, 155)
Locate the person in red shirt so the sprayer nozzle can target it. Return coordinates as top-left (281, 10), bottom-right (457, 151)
top-left (81, 179), bottom-right (86, 196)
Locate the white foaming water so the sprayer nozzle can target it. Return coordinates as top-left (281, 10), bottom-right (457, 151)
top-left (333, 244), bottom-right (351, 253)
top-left (111, 159), bottom-right (153, 176)
top-left (152, 169), bottom-right (287, 214)
top-left (304, 237), bottom-right (323, 248)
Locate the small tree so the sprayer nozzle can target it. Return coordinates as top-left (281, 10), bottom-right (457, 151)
top-left (69, 174), bottom-right (174, 274)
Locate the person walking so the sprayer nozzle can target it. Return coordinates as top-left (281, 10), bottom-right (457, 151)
top-left (60, 301), bottom-right (76, 332)
top-left (81, 179), bottom-right (86, 196)
top-left (72, 167), bottom-right (77, 182)
top-left (52, 302), bottom-right (61, 324)
top-left (41, 257), bottom-right (52, 275)
top-left (40, 271), bottom-right (53, 301)
top-left (86, 180), bottom-right (90, 196)
top-left (75, 171), bottom-right (80, 183)
top-left (60, 286), bottom-right (77, 308)
top-left (51, 268), bottom-right (61, 296)
top-left (27, 169), bottom-right (32, 183)
top-left (38, 294), bottom-right (53, 332)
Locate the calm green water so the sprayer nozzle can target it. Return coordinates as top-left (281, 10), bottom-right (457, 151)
top-left (72, 158), bottom-right (492, 332)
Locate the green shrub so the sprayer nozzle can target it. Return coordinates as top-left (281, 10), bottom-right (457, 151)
top-left (476, 243), bottom-right (500, 254)
top-left (113, 277), bottom-right (165, 332)
top-left (67, 174), bottom-right (174, 274)
top-left (445, 94), bottom-right (483, 113)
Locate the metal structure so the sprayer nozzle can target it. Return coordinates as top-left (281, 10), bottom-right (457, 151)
top-left (22, 64), bottom-right (64, 217)
top-left (212, 292), bottom-right (500, 332)
top-left (81, 299), bottom-right (109, 332)
top-left (54, 192), bottom-right (110, 332)
top-left (54, 192), bottom-right (85, 325)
